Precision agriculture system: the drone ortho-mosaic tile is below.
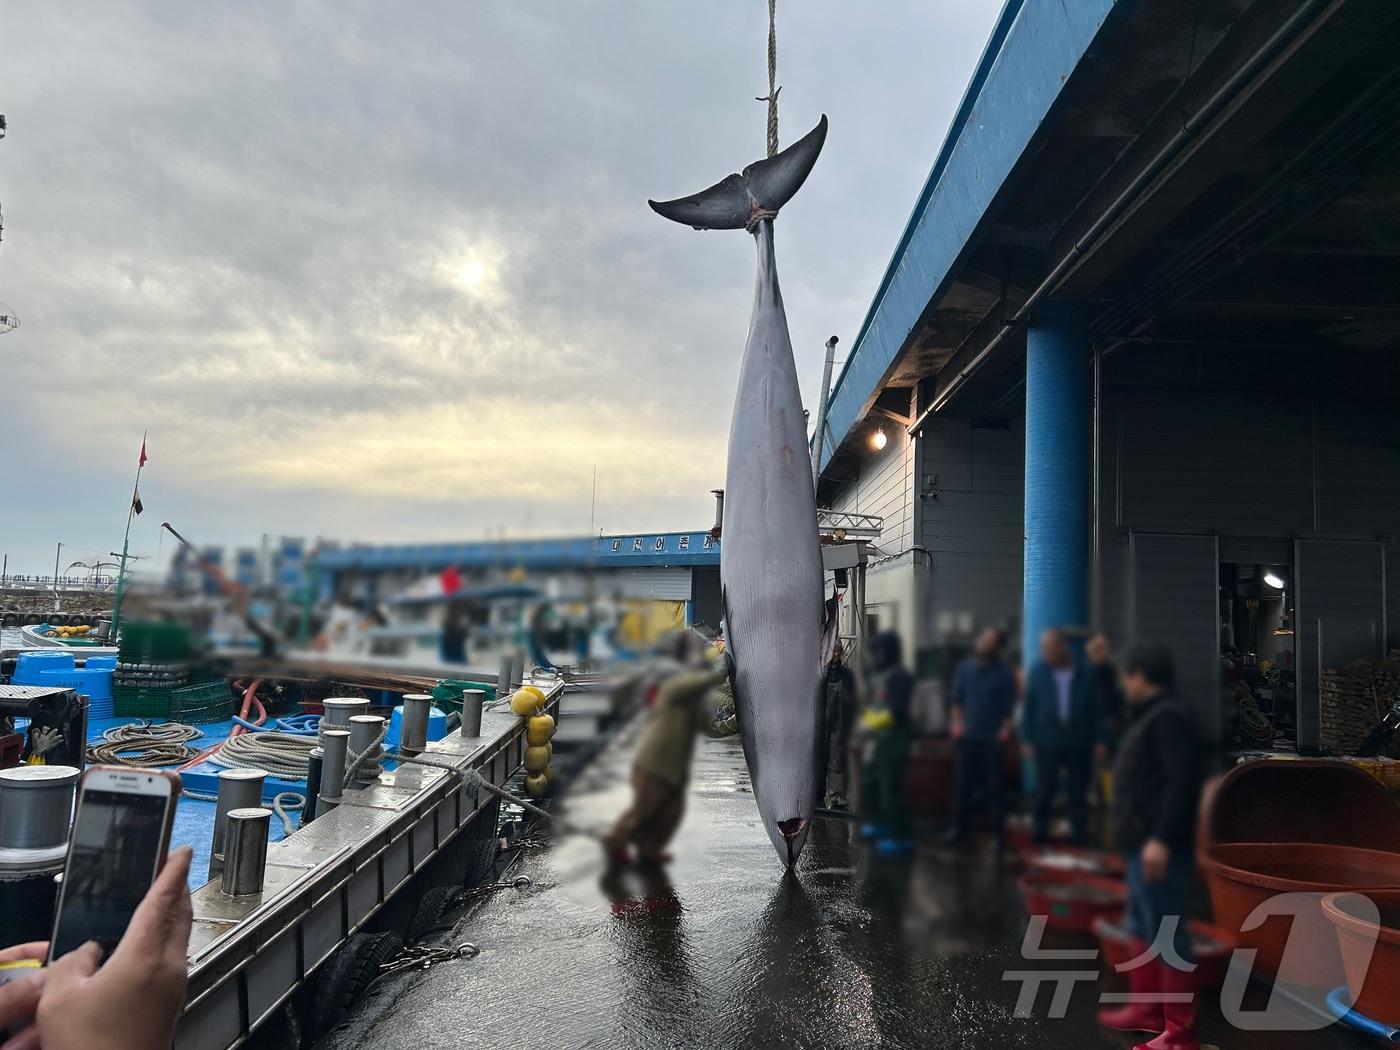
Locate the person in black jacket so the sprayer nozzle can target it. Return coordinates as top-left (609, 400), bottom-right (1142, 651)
top-left (1098, 642), bottom-right (1202, 1050)
top-left (823, 646), bottom-right (857, 808)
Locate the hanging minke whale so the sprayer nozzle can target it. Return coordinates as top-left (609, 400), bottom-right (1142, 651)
top-left (650, 115), bottom-right (831, 867)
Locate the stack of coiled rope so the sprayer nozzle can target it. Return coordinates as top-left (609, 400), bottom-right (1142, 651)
top-left (87, 722), bottom-right (203, 767)
top-left (210, 731), bottom-right (319, 780)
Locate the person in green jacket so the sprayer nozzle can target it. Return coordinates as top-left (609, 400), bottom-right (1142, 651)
top-left (858, 631), bottom-right (916, 856)
top-left (603, 666), bottom-right (724, 865)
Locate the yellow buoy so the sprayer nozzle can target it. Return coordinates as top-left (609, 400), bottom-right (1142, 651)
top-left (542, 765), bottom-right (553, 786)
top-left (524, 745), bottom-right (550, 774)
top-left (510, 689), bottom-right (542, 717)
top-left (526, 714), bottom-right (554, 746)
top-left (521, 685), bottom-right (546, 704)
top-left (525, 773), bottom-right (548, 799)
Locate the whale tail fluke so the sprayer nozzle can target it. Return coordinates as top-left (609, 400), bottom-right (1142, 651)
top-left (649, 114), bottom-right (828, 231)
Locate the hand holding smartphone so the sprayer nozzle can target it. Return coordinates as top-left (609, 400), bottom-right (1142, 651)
top-left (49, 766), bottom-right (180, 961)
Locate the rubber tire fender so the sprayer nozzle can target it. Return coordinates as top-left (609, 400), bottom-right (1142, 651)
top-left (406, 885), bottom-right (463, 943)
top-left (301, 930), bottom-right (403, 1045)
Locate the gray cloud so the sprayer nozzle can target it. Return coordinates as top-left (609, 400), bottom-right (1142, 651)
top-left (0, 0), bottom-right (998, 571)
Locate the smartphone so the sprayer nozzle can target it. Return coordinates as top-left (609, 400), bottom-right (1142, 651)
top-left (48, 766), bottom-right (180, 962)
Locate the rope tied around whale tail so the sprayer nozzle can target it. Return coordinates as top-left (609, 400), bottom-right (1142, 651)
top-left (757, 0), bottom-right (779, 158)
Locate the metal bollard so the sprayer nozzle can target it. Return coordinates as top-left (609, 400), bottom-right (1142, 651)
top-left (319, 729), bottom-right (350, 808)
top-left (511, 651), bottom-right (526, 690)
top-left (400, 694), bottom-right (432, 756)
top-left (209, 768), bottom-right (266, 881)
top-left (348, 715), bottom-right (385, 786)
top-left (497, 654), bottom-right (513, 698)
top-left (320, 697), bottom-right (369, 739)
top-left (221, 807), bottom-right (271, 897)
top-left (460, 688), bottom-right (485, 737)
top-left (302, 747), bottom-right (324, 826)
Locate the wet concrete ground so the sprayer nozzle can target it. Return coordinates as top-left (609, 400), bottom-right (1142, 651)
top-left (327, 724), bottom-right (1373, 1050)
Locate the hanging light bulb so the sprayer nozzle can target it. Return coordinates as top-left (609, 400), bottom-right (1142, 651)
top-left (872, 424), bottom-right (887, 451)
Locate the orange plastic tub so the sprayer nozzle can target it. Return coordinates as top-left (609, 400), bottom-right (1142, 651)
top-left (1323, 890), bottom-right (1400, 1026)
top-left (1199, 760), bottom-right (1400, 989)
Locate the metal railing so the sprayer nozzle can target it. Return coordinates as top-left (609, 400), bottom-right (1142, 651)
top-left (0, 575), bottom-right (116, 592)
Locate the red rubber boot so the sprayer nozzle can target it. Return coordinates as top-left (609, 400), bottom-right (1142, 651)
top-left (1098, 941), bottom-right (1165, 1034)
top-left (1135, 963), bottom-right (1198, 1050)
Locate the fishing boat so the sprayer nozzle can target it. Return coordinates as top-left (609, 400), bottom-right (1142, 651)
top-left (19, 622), bottom-right (115, 651)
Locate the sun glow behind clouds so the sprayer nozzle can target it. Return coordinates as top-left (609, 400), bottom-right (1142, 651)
top-left (438, 241), bottom-right (506, 300)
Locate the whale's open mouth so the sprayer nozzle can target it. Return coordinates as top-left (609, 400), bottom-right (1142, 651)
top-left (777, 817), bottom-right (807, 867)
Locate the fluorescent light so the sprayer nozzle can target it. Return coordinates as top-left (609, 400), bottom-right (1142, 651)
top-left (1263, 571), bottom-right (1285, 590)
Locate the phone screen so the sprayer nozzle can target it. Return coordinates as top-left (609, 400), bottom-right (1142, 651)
top-left (50, 787), bottom-right (169, 959)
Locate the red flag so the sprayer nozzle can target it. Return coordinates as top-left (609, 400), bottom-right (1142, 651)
top-left (439, 565), bottom-right (462, 594)
top-left (138, 438), bottom-right (148, 468)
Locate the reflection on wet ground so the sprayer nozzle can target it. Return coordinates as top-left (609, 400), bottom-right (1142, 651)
top-left (327, 727), bottom-right (1369, 1050)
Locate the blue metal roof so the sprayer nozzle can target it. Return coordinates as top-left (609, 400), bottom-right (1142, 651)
top-left (316, 531), bottom-right (720, 574)
top-left (819, 0), bottom-right (1117, 471)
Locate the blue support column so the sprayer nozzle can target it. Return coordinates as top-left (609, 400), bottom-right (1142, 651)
top-left (1022, 299), bottom-right (1091, 666)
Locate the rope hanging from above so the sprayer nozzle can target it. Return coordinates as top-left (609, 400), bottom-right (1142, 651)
top-left (758, 0), bottom-right (780, 158)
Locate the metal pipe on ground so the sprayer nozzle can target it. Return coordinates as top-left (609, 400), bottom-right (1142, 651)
top-left (302, 747), bottom-right (324, 826)
top-left (221, 807), bottom-right (271, 897)
top-left (319, 730), bottom-right (349, 810)
top-left (348, 715), bottom-right (384, 786)
top-left (460, 689), bottom-right (485, 738)
top-left (209, 768), bottom-right (266, 881)
top-left (400, 694), bottom-right (431, 756)
top-left (320, 697), bottom-right (368, 739)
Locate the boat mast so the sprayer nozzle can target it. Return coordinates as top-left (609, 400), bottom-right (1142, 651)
top-left (109, 431), bottom-right (147, 639)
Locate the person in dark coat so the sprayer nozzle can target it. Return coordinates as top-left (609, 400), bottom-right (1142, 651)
top-left (1087, 631), bottom-right (1126, 748)
top-left (439, 603), bottom-right (469, 664)
top-left (823, 646), bottom-right (857, 808)
top-left (1020, 627), bottom-right (1107, 845)
top-left (859, 630), bottom-right (915, 855)
top-left (1097, 642), bottom-right (1202, 1050)
top-left (944, 627), bottom-right (1016, 847)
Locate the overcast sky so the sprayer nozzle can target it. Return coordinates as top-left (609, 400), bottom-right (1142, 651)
top-left (0, 1), bottom-right (999, 574)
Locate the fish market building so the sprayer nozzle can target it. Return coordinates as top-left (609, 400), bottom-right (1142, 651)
top-left (816, 0), bottom-right (1400, 752)
top-left (316, 530), bottom-right (723, 630)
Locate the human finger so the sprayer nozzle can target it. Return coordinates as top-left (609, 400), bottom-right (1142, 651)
top-left (0, 1019), bottom-right (42, 1050)
top-left (0, 972), bottom-right (42, 1034)
top-left (41, 941), bottom-right (100, 999)
top-left (0, 946), bottom-right (45, 965)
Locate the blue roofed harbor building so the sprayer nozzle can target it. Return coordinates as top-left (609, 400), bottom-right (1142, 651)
top-left (316, 530), bottom-right (723, 628)
top-left (816, 0), bottom-right (1400, 754)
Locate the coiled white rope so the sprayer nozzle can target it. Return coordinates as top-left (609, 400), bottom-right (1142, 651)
top-left (211, 730), bottom-right (319, 780)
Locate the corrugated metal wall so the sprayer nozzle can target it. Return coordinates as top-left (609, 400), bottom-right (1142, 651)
top-left (1101, 389), bottom-right (1399, 650)
top-left (611, 568), bottom-right (693, 601)
top-left (1294, 539), bottom-right (1387, 749)
top-left (828, 429), bottom-right (915, 555)
top-left (1129, 533), bottom-right (1221, 742)
top-left (1100, 387), bottom-right (1398, 750)
top-left (917, 418), bottom-right (1025, 642)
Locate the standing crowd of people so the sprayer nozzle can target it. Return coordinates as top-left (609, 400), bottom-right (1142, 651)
top-left (602, 621), bottom-right (1205, 1049)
